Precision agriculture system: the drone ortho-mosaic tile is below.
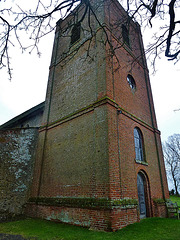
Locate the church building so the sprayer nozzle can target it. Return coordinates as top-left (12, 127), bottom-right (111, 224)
top-left (0, 0), bottom-right (169, 231)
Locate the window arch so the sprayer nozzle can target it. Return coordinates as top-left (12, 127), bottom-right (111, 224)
top-left (134, 127), bottom-right (144, 162)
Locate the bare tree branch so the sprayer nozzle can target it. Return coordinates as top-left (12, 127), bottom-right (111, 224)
top-left (0, 0), bottom-right (180, 79)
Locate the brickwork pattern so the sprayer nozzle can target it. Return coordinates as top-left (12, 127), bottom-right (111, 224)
top-left (27, 0), bottom-right (169, 231)
top-left (25, 202), bottom-right (138, 231)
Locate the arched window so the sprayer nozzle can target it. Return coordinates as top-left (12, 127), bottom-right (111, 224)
top-left (122, 24), bottom-right (130, 46)
top-left (134, 127), bottom-right (144, 162)
top-left (71, 22), bottom-right (81, 44)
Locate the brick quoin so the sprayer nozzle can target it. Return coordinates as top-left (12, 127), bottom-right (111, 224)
top-left (25, 0), bottom-right (169, 231)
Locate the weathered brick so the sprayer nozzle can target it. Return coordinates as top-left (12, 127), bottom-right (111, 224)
top-left (25, 0), bottom-right (169, 231)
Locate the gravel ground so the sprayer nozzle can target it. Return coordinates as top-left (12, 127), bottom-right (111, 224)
top-left (0, 234), bottom-right (37, 240)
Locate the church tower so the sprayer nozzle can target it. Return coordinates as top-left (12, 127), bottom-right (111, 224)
top-left (26, 0), bottom-right (169, 231)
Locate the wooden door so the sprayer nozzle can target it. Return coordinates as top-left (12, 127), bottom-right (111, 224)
top-left (137, 173), bottom-right (146, 219)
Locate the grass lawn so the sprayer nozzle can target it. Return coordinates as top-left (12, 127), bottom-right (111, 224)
top-left (170, 195), bottom-right (180, 206)
top-left (0, 217), bottom-right (180, 240)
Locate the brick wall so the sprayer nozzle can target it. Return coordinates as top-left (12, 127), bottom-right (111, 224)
top-left (27, 0), bottom-right (169, 231)
top-left (25, 198), bottom-right (138, 231)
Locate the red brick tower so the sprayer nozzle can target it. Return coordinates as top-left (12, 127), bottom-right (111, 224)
top-left (26, 0), bottom-right (169, 231)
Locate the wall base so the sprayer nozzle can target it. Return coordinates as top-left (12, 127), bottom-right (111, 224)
top-left (25, 202), bottom-right (139, 231)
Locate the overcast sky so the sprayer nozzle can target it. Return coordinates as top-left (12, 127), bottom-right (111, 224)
top-left (0, 6), bottom-right (180, 143)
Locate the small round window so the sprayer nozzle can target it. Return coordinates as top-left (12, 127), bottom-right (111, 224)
top-left (127, 74), bottom-right (136, 90)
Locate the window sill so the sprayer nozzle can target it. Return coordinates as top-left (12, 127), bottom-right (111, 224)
top-left (135, 159), bottom-right (148, 166)
top-left (70, 39), bottom-right (80, 47)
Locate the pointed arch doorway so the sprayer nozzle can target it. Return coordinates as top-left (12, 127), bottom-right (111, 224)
top-left (137, 172), bottom-right (148, 219)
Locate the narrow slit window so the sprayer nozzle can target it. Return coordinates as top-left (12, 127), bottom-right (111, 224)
top-left (122, 24), bottom-right (130, 46)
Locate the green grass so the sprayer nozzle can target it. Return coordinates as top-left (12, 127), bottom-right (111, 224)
top-left (170, 195), bottom-right (180, 206)
top-left (0, 217), bottom-right (180, 240)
